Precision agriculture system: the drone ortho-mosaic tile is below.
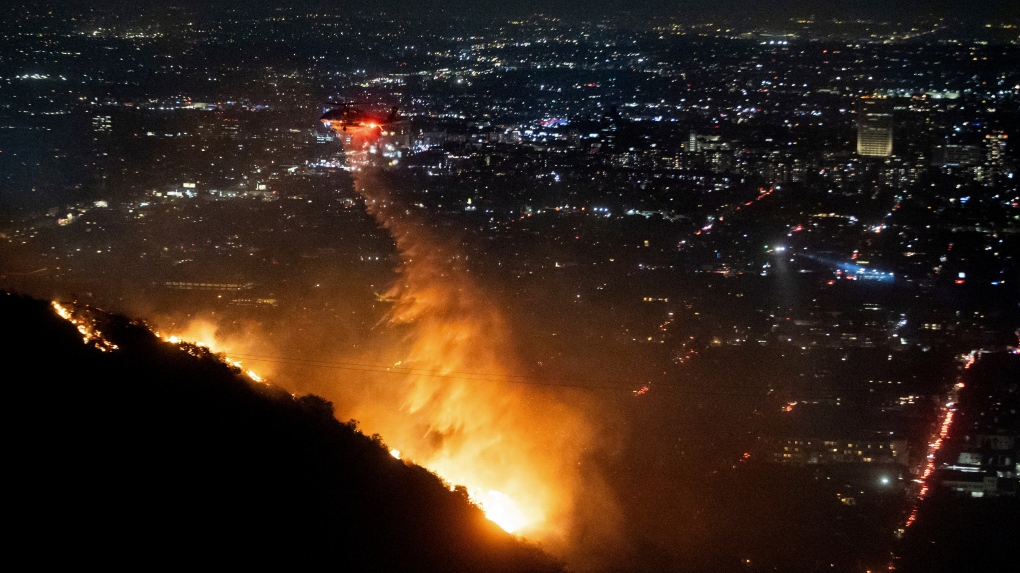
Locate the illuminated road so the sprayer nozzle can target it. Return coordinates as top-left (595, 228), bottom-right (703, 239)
top-left (899, 351), bottom-right (973, 535)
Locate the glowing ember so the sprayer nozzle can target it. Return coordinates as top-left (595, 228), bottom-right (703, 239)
top-left (51, 301), bottom-right (119, 352)
top-left (389, 449), bottom-right (401, 460)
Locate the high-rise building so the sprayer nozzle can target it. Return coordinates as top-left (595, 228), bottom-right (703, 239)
top-left (984, 131), bottom-right (1008, 185)
top-left (857, 98), bottom-right (893, 157)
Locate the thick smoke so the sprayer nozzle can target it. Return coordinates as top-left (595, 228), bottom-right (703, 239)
top-left (295, 132), bottom-right (627, 564)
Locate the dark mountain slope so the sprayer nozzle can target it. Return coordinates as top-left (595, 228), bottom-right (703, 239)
top-left (2, 292), bottom-right (561, 572)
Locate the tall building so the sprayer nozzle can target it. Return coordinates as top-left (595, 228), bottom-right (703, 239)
top-left (984, 131), bottom-right (1008, 185)
top-left (857, 98), bottom-right (893, 158)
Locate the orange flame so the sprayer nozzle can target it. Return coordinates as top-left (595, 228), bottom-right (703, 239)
top-left (346, 169), bottom-right (591, 539)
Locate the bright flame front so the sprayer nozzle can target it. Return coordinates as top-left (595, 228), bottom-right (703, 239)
top-left (469, 488), bottom-right (528, 534)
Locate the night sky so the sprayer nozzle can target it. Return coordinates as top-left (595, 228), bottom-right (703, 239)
top-left (17, 0), bottom-right (1020, 21)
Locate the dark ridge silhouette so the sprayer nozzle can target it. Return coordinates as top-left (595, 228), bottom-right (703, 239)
top-left (1, 291), bottom-right (562, 572)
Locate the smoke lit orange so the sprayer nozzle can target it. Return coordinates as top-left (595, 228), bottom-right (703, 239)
top-left (145, 125), bottom-right (622, 562)
top-left (313, 126), bottom-right (620, 549)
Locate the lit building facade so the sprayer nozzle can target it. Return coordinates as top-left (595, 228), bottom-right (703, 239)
top-left (857, 98), bottom-right (894, 158)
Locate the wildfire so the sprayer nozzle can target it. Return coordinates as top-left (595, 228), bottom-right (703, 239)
top-left (47, 121), bottom-right (617, 550)
top-left (49, 124), bottom-right (617, 558)
top-left (151, 326), bottom-right (276, 389)
top-left (51, 301), bottom-right (119, 352)
top-left (146, 308), bottom-right (545, 535)
top-left (50, 299), bottom-right (540, 536)
top-left (298, 125), bottom-right (618, 547)
top-left (51, 301), bottom-right (265, 390)
top-left (49, 123), bottom-right (621, 556)
top-left (345, 172), bottom-right (559, 536)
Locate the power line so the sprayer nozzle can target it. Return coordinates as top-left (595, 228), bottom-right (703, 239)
top-left (225, 351), bottom-right (777, 397)
top-left (228, 351), bottom-right (893, 400)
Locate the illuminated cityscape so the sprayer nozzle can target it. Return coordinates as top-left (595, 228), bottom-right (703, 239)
top-left (1, 1), bottom-right (1017, 571)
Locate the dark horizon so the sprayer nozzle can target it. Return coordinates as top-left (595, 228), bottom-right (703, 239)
top-left (10, 0), bottom-right (1020, 22)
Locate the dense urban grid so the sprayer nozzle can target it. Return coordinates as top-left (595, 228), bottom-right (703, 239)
top-left (1, 3), bottom-right (1018, 572)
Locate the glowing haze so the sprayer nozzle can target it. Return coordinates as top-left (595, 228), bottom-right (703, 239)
top-left (154, 126), bottom-right (624, 562)
top-left (328, 128), bottom-right (621, 552)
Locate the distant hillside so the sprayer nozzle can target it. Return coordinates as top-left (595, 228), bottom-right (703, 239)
top-left (2, 292), bottom-right (562, 571)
